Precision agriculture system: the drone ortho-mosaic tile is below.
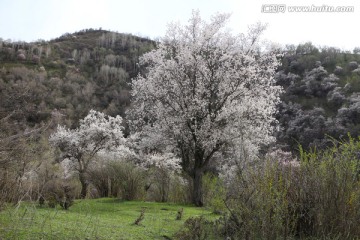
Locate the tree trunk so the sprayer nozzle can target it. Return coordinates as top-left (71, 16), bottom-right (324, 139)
top-left (79, 172), bottom-right (88, 199)
top-left (107, 177), bottom-right (111, 197)
top-left (192, 169), bottom-right (204, 207)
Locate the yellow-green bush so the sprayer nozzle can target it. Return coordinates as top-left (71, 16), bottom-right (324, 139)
top-left (214, 137), bottom-right (360, 239)
top-left (202, 173), bottom-right (226, 214)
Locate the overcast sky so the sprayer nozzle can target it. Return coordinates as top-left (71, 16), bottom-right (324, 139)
top-left (0, 0), bottom-right (359, 51)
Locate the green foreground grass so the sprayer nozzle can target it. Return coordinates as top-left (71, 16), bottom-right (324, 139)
top-left (0, 198), bottom-right (217, 240)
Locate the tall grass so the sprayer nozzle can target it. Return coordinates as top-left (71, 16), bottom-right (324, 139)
top-left (196, 137), bottom-right (360, 239)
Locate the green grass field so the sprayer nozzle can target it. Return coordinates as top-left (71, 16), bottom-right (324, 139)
top-left (0, 198), bottom-right (217, 240)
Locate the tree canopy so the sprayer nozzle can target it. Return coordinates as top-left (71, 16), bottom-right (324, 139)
top-left (128, 11), bottom-right (282, 206)
top-left (49, 110), bottom-right (125, 198)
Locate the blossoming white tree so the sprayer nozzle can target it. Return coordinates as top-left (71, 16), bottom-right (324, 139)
top-left (128, 11), bottom-right (282, 206)
top-left (49, 110), bottom-right (125, 198)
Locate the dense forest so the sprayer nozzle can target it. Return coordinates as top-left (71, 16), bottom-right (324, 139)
top-left (276, 43), bottom-right (360, 151)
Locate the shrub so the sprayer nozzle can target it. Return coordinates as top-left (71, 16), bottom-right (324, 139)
top-left (87, 156), bottom-right (148, 200)
top-left (221, 138), bottom-right (360, 239)
top-left (107, 161), bottom-right (146, 200)
top-left (0, 173), bottom-right (19, 210)
top-left (87, 164), bottom-right (111, 198)
top-left (295, 138), bottom-right (360, 237)
top-left (42, 179), bottom-right (76, 210)
top-left (174, 216), bottom-right (221, 240)
top-left (222, 160), bottom-right (296, 239)
top-left (145, 166), bottom-right (171, 202)
top-left (202, 173), bottom-right (226, 214)
top-left (167, 174), bottom-right (192, 204)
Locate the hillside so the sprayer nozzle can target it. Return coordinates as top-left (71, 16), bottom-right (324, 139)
top-left (0, 29), bottom-right (155, 134)
top-left (276, 43), bottom-right (360, 150)
top-left (1, 32), bottom-right (360, 151)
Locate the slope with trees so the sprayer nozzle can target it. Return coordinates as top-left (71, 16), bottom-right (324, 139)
top-left (0, 29), bottom-right (155, 207)
top-left (0, 29), bottom-right (155, 128)
top-left (276, 42), bottom-right (360, 151)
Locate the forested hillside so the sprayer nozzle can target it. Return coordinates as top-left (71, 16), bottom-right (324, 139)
top-left (1, 31), bottom-right (360, 151)
top-left (0, 30), bottom-right (155, 206)
top-left (0, 29), bottom-right (155, 133)
top-left (276, 43), bottom-right (360, 150)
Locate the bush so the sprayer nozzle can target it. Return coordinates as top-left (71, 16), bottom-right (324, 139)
top-left (294, 139), bottom-right (360, 237)
top-left (0, 173), bottom-right (18, 210)
top-left (107, 161), bottom-right (146, 201)
top-left (174, 216), bottom-right (221, 240)
top-left (202, 173), bottom-right (226, 214)
top-left (87, 159), bottom-right (146, 200)
top-left (167, 174), bottom-right (192, 204)
top-left (41, 179), bottom-right (76, 210)
top-left (221, 138), bottom-right (360, 239)
top-left (145, 168), bottom-right (191, 203)
top-left (87, 164), bottom-right (111, 198)
top-left (223, 160), bottom-right (296, 239)
top-left (145, 166), bottom-right (171, 202)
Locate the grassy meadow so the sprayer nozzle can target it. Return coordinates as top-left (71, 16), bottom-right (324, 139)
top-left (0, 198), bottom-right (217, 240)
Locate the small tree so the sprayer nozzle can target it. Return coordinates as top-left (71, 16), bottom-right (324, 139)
top-left (128, 11), bottom-right (281, 206)
top-left (49, 110), bottom-right (125, 198)
top-left (143, 153), bottom-right (182, 202)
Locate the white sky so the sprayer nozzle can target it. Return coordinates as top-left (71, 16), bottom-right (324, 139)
top-left (0, 0), bottom-right (359, 51)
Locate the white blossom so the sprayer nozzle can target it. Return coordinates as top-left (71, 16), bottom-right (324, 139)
top-left (142, 152), bottom-right (182, 172)
top-left (49, 110), bottom-right (125, 166)
top-left (49, 110), bottom-right (126, 197)
top-left (127, 11), bottom-right (281, 205)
